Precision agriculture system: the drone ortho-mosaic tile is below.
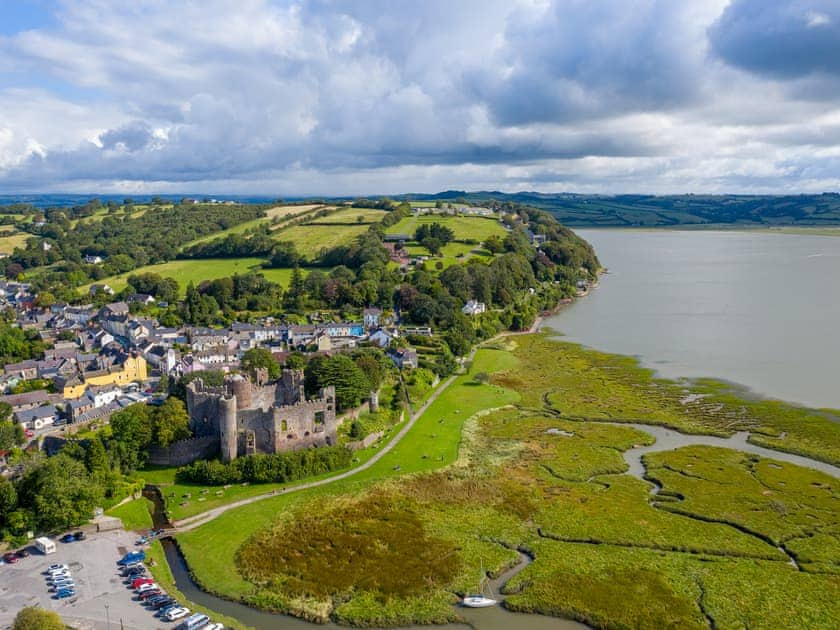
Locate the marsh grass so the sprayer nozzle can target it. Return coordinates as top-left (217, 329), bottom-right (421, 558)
top-left (178, 335), bottom-right (840, 627)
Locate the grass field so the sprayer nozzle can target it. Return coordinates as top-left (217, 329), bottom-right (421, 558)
top-left (184, 205), bottom-right (326, 247)
top-left (0, 228), bottom-right (29, 254)
top-left (306, 207), bottom-right (387, 225)
top-left (79, 259), bottom-right (305, 295)
top-left (174, 334), bottom-right (840, 627)
top-left (106, 497), bottom-right (154, 531)
top-left (385, 214), bottom-right (505, 243)
top-left (272, 222), bottom-right (370, 255)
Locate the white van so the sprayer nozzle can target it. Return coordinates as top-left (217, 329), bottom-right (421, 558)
top-left (35, 537), bottom-right (56, 555)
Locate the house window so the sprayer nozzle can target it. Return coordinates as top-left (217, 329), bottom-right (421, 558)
top-left (314, 411), bottom-right (325, 425)
top-left (281, 420), bottom-right (288, 431)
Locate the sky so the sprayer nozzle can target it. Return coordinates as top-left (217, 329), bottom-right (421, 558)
top-left (0, 0), bottom-right (838, 196)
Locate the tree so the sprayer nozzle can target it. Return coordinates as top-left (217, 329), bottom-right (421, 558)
top-left (84, 437), bottom-right (110, 477)
top-left (284, 266), bottom-right (305, 311)
top-left (241, 347), bottom-right (281, 381)
top-left (152, 398), bottom-right (191, 447)
top-left (12, 607), bottom-right (65, 630)
top-left (18, 454), bottom-right (102, 532)
top-left (157, 372), bottom-right (170, 393)
top-left (306, 354), bottom-right (370, 410)
top-left (0, 420), bottom-right (24, 451)
top-left (109, 404), bottom-right (153, 472)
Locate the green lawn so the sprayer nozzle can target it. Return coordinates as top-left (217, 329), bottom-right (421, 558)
top-left (79, 259), bottom-right (307, 295)
top-left (106, 497), bottom-right (154, 531)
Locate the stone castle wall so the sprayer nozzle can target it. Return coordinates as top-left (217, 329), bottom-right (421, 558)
top-left (185, 370), bottom-right (337, 460)
top-left (147, 435), bottom-right (220, 467)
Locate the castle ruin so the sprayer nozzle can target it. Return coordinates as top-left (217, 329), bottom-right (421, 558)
top-left (186, 368), bottom-right (337, 463)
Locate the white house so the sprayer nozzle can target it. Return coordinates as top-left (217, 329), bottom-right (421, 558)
top-left (363, 307), bottom-right (382, 329)
top-left (14, 404), bottom-right (60, 430)
top-left (84, 255), bottom-right (104, 264)
top-left (369, 327), bottom-right (399, 348)
top-left (461, 300), bottom-right (486, 316)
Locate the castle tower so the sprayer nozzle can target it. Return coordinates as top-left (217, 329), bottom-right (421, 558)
top-left (369, 390), bottom-right (379, 413)
top-left (219, 395), bottom-right (238, 463)
top-left (229, 374), bottom-right (252, 410)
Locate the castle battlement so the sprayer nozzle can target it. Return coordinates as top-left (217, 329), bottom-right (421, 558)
top-left (186, 370), bottom-right (337, 462)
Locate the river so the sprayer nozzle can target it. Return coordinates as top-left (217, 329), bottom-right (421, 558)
top-left (544, 229), bottom-right (840, 410)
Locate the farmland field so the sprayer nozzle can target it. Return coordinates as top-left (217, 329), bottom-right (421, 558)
top-left (306, 207), bottom-right (387, 224)
top-left (385, 214), bottom-right (505, 242)
top-left (0, 228), bottom-right (29, 254)
top-left (184, 204), bottom-right (327, 247)
top-left (80, 258), bottom-right (304, 295)
top-left (272, 222), bottom-right (371, 255)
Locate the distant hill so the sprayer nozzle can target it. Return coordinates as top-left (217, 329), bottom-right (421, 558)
top-left (393, 191), bottom-right (840, 227)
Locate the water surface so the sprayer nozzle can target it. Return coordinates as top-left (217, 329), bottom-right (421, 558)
top-left (545, 230), bottom-right (840, 409)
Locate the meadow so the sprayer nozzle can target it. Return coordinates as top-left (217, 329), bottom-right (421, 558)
top-left (171, 334), bottom-right (840, 627)
top-left (0, 228), bottom-right (29, 254)
top-left (271, 221), bottom-right (370, 252)
top-left (305, 207), bottom-right (387, 224)
top-left (185, 204), bottom-right (326, 247)
top-left (79, 259), bottom-right (307, 295)
top-left (385, 214), bottom-right (505, 243)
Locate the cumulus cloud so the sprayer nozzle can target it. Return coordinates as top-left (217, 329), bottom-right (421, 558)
top-left (0, 0), bottom-right (837, 194)
top-left (709, 0), bottom-right (840, 79)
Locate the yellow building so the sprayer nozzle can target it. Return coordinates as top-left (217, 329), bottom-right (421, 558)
top-left (61, 354), bottom-right (148, 399)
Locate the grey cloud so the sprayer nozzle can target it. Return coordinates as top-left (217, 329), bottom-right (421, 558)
top-left (709, 0), bottom-right (840, 79)
top-left (469, 1), bottom-right (704, 126)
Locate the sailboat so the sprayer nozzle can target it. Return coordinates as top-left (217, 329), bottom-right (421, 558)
top-left (462, 560), bottom-right (497, 608)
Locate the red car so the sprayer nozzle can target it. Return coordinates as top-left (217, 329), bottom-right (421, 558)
top-left (131, 577), bottom-right (154, 589)
top-left (2, 552), bottom-right (18, 564)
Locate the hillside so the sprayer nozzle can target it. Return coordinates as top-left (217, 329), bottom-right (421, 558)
top-left (395, 192), bottom-right (840, 227)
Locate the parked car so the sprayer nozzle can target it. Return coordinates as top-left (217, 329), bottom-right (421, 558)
top-left (158, 604), bottom-right (181, 617)
top-left (52, 581), bottom-right (75, 591)
top-left (16, 548), bottom-right (30, 558)
top-left (151, 598), bottom-right (177, 609)
top-left (135, 536), bottom-right (149, 545)
top-left (55, 588), bottom-right (76, 599)
top-left (118, 551), bottom-right (145, 565)
top-left (136, 582), bottom-right (159, 594)
top-left (2, 552), bottom-right (18, 564)
top-left (139, 589), bottom-right (164, 601)
top-left (50, 574), bottom-right (72, 583)
top-left (164, 607), bottom-right (190, 622)
top-left (73, 531), bottom-right (86, 541)
top-left (205, 624), bottom-right (226, 630)
top-left (123, 567), bottom-right (146, 577)
top-left (47, 563), bottom-right (69, 572)
top-left (180, 613), bottom-right (211, 629)
top-left (131, 576), bottom-right (154, 588)
top-left (60, 534), bottom-right (76, 543)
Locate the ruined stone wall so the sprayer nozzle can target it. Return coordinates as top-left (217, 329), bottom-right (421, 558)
top-left (146, 435), bottom-right (220, 466)
top-left (186, 379), bottom-right (227, 438)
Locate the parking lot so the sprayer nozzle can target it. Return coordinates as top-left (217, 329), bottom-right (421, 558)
top-left (0, 529), bottom-right (169, 630)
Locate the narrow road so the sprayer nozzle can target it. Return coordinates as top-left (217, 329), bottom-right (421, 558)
top-left (171, 351), bottom-right (474, 533)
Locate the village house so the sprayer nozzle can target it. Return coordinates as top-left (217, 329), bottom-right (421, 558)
top-left (0, 389), bottom-right (50, 413)
top-left (3, 359), bottom-right (39, 380)
top-left (369, 327), bottom-right (399, 348)
top-left (363, 307), bottom-right (382, 329)
top-left (89, 284), bottom-right (115, 296)
top-left (388, 347), bottom-right (419, 370)
top-left (14, 404), bottom-right (59, 430)
top-left (126, 293), bottom-right (155, 305)
top-left (83, 255), bottom-right (104, 264)
top-left (462, 300), bottom-right (486, 316)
